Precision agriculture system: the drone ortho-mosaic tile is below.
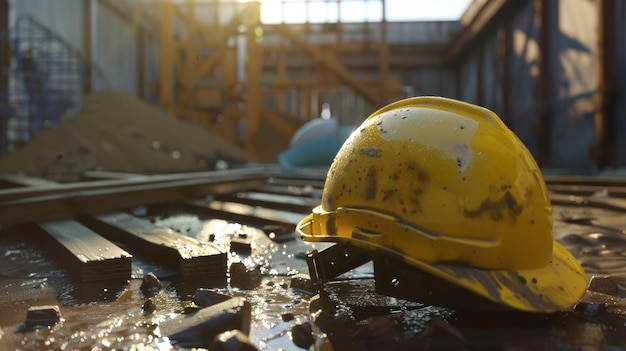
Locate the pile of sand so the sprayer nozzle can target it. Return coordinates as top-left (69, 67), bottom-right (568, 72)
top-left (0, 91), bottom-right (250, 179)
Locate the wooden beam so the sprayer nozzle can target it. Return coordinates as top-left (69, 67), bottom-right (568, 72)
top-left (0, 171), bottom-right (267, 225)
top-left (214, 192), bottom-right (318, 213)
top-left (0, 174), bottom-right (59, 188)
top-left (35, 220), bottom-right (132, 283)
top-left (79, 212), bottom-right (226, 277)
top-left (179, 199), bottom-right (302, 232)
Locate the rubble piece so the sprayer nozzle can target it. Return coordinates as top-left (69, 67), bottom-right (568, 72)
top-left (290, 322), bottom-right (314, 349)
top-left (34, 220), bottom-right (132, 283)
top-left (25, 305), bottom-right (62, 327)
top-left (230, 262), bottom-right (263, 290)
top-left (290, 274), bottom-right (316, 295)
top-left (141, 272), bottom-right (162, 295)
top-left (193, 288), bottom-right (231, 308)
top-left (588, 276), bottom-right (620, 296)
top-left (209, 329), bottom-right (259, 351)
top-left (420, 316), bottom-right (467, 343)
top-left (351, 315), bottom-right (398, 340)
top-left (79, 212), bottom-right (227, 277)
top-left (143, 299), bottom-right (156, 313)
top-left (281, 313), bottom-right (295, 322)
top-left (230, 235), bottom-right (252, 254)
top-left (160, 297), bottom-right (251, 349)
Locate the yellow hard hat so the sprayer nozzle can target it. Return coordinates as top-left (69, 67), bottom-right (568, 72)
top-left (297, 96), bottom-right (587, 313)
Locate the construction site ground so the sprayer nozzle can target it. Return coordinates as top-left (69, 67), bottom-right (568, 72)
top-left (0, 170), bottom-right (625, 350)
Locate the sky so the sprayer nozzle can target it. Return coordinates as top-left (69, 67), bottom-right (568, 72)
top-left (257, 0), bottom-right (473, 23)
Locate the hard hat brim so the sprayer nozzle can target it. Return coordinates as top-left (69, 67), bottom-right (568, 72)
top-left (297, 214), bottom-right (588, 313)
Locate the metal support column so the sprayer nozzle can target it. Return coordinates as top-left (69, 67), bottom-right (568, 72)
top-left (379, 0), bottom-right (389, 106)
top-left (534, 0), bottom-right (551, 167)
top-left (592, 0), bottom-right (618, 169)
top-left (0, 0), bottom-right (8, 154)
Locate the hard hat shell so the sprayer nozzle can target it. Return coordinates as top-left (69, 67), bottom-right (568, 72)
top-left (297, 96), bottom-right (587, 312)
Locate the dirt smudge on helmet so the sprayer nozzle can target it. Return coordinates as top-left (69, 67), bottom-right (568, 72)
top-left (365, 166), bottom-right (378, 200)
top-left (463, 191), bottom-right (523, 222)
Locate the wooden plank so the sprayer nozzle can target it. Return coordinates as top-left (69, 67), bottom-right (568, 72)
top-left (268, 177), bottom-right (325, 189)
top-left (547, 184), bottom-right (626, 198)
top-left (0, 174), bottom-right (58, 188)
top-left (544, 175), bottom-right (626, 187)
top-left (214, 192), bottom-right (318, 213)
top-left (550, 193), bottom-right (626, 213)
top-left (179, 199), bottom-right (303, 233)
top-left (0, 172), bottom-right (267, 226)
top-left (35, 220), bottom-right (132, 283)
top-left (0, 168), bottom-right (268, 201)
top-left (80, 170), bottom-right (145, 181)
top-left (256, 184), bottom-right (323, 198)
top-left (79, 212), bottom-right (226, 277)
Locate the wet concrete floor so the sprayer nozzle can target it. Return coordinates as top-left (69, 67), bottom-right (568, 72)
top-left (0, 203), bottom-right (625, 350)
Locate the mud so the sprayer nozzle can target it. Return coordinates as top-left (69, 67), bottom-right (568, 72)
top-left (0, 203), bottom-right (625, 350)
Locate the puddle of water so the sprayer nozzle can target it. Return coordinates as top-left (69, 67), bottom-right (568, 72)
top-left (3, 204), bottom-right (626, 350)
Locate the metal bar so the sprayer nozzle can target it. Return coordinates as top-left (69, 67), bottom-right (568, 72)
top-left (0, 172), bottom-right (268, 226)
top-left (591, 0), bottom-right (618, 168)
top-left (0, 168), bottom-right (268, 201)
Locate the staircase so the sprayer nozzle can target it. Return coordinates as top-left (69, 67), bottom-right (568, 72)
top-left (0, 15), bottom-right (109, 154)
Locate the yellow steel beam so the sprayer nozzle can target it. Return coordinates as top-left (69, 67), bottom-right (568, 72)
top-left (244, 2), bottom-right (262, 161)
top-left (262, 109), bottom-right (298, 137)
top-left (271, 23), bottom-right (378, 107)
top-left (158, 2), bottom-right (175, 115)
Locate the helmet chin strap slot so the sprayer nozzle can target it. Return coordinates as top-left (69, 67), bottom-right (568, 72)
top-left (352, 227), bottom-right (383, 245)
top-left (306, 243), bottom-right (372, 287)
top-left (373, 255), bottom-right (509, 311)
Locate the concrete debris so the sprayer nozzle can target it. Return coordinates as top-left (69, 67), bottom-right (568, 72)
top-left (229, 262), bottom-right (262, 290)
top-left (140, 272), bottom-right (162, 296)
top-left (587, 276), bottom-right (620, 296)
top-left (290, 321), bottom-right (314, 349)
top-left (351, 315), bottom-right (398, 340)
top-left (142, 299), bottom-right (156, 314)
top-left (290, 274), bottom-right (316, 295)
top-left (25, 305), bottom-right (62, 327)
top-left (281, 313), bottom-right (295, 322)
top-left (209, 329), bottom-right (259, 351)
top-left (230, 234), bottom-right (252, 254)
top-left (193, 288), bottom-right (231, 308)
top-left (161, 297), bottom-right (251, 349)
